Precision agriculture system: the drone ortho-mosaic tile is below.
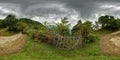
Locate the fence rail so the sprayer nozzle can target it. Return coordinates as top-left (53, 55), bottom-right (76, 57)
top-left (53, 35), bottom-right (84, 50)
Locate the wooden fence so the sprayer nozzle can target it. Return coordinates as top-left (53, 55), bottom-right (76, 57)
top-left (53, 35), bottom-right (84, 50)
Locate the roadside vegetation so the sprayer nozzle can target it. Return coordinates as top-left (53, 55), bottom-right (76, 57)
top-left (0, 14), bottom-right (120, 60)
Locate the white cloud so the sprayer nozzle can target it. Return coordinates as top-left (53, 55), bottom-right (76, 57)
top-left (100, 5), bottom-right (116, 9)
top-left (0, 15), bottom-right (6, 19)
top-left (99, 4), bottom-right (120, 12)
top-left (0, 6), bottom-right (16, 14)
top-left (0, 3), bottom-right (22, 17)
top-left (27, 3), bottom-right (80, 28)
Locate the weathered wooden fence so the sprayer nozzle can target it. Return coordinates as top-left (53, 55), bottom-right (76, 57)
top-left (53, 35), bottom-right (84, 50)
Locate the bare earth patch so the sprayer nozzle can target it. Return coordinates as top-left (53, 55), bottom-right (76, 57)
top-left (100, 31), bottom-right (120, 55)
top-left (0, 33), bottom-right (27, 55)
top-left (110, 36), bottom-right (120, 48)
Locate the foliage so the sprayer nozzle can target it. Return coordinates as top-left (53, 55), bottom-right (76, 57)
top-left (2, 14), bottom-right (18, 31)
top-left (0, 20), bottom-right (3, 28)
top-left (18, 18), bottom-right (43, 28)
top-left (1, 14), bottom-right (120, 60)
top-left (92, 21), bottom-right (99, 30)
top-left (16, 21), bottom-right (28, 32)
top-left (72, 20), bottom-right (97, 43)
top-left (98, 15), bottom-right (120, 30)
top-left (0, 14), bottom-right (44, 33)
top-left (72, 20), bottom-right (82, 35)
top-left (80, 21), bottom-right (92, 38)
top-left (53, 17), bottom-right (71, 36)
top-left (31, 28), bottom-right (54, 44)
top-left (72, 20), bottom-right (92, 37)
top-left (85, 34), bottom-right (100, 43)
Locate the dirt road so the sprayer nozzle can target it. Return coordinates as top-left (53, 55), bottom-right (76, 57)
top-left (0, 33), bottom-right (27, 55)
top-left (100, 31), bottom-right (120, 55)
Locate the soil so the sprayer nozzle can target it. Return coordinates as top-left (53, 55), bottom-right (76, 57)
top-left (100, 31), bottom-right (120, 55)
top-left (0, 33), bottom-right (27, 55)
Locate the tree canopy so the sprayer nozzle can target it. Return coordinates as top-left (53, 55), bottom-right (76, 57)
top-left (98, 15), bottom-right (120, 30)
top-left (53, 17), bottom-right (71, 36)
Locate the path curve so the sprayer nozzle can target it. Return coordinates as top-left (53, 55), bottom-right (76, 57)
top-left (0, 33), bottom-right (27, 55)
top-left (100, 31), bottom-right (120, 55)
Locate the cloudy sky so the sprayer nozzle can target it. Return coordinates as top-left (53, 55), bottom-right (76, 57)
top-left (0, 0), bottom-right (120, 27)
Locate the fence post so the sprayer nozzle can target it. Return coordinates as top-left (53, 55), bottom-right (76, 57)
top-left (71, 36), bottom-right (73, 49)
top-left (63, 36), bottom-right (66, 49)
top-left (53, 33), bottom-right (83, 50)
top-left (53, 33), bottom-right (56, 46)
top-left (59, 36), bottom-right (62, 49)
top-left (56, 35), bottom-right (58, 47)
top-left (80, 36), bottom-right (84, 47)
top-left (66, 36), bottom-right (69, 49)
top-left (75, 36), bottom-right (78, 48)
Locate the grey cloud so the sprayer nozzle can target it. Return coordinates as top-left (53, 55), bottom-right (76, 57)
top-left (0, 0), bottom-right (120, 27)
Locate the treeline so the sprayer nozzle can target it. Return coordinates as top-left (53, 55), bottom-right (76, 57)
top-left (0, 14), bottom-right (43, 32)
top-left (0, 14), bottom-right (120, 44)
top-left (98, 15), bottom-right (120, 30)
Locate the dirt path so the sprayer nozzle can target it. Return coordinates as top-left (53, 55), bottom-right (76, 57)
top-left (0, 33), bottom-right (27, 55)
top-left (100, 31), bottom-right (120, 55)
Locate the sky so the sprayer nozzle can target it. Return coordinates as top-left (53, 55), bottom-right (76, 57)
top-left (0, 0), bottom-right (120, 27)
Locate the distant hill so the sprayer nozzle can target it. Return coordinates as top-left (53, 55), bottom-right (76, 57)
top-left (19, 18), bottom-right (43, 27)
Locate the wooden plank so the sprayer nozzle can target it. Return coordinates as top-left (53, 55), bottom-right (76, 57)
top-left (62, 36), bottom-right (65, 50)
top-left (80, 36), bottom-right (83, 47)
top-left (75, 37), bottom-right (78, 48)
top-left (53, 33), bottom-right (83, 50)
top-left (66, 36), bottom-right (68, 49)
top-left (71, 36), bottom-right (76, 49)
top-left (69, 36), bottom-right (71, 49)
top-left (56, 36), bottom-right (59, 48)
top-left (59, 36), bottom-right (62, 48)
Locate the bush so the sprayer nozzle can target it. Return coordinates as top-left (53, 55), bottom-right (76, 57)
top-left (16, 21), bottom-right (28, 32)
top-left (53, 17), bottom-right (71, 36)
top-left (98, 15), bottom-right (120, 30)
top-left (31, 30), bottom-right (54, 44)
top-left (45, 31), bottom-right (54, 44)
top-left (85, 34), bottom-right (99, 43)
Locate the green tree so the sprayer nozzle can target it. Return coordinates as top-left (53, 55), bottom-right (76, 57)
top-left (80, 21), bottom-right (92, 38)
top-left (72, 20), bottom-right (82, 35)
top-left (72, 20), bottom-right (94, 43)
top-left (2, 14), bottom-right (18, 31)
top-left (16, 21), bottom-right (28, 32)
top-left (72, 20), bottom-right (92, 36)
top-left (54, 17), bottom-right (71, 36)
top-left (98, 15), bottom-right (120, 30)
top-left (0, 20), bottom-right (3, 28)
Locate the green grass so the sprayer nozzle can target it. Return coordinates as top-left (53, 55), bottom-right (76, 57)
top-left (0, 28), bottom-right (18, 36)
top-left (0, 37), bottom-right (119, 60)
top-left (0, 29), bottom-right (120, 60)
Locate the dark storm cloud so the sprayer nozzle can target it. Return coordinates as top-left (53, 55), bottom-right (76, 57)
top-left (0, 0), bottom-right (120, 27)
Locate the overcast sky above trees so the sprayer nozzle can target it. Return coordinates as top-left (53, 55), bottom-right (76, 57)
top-left (0, 0), bottom-right (120, 27)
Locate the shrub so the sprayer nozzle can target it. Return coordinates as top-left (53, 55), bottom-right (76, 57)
top-left (98, 15), bottom-right (120, 30)
top-left (85, 34), bottom-right (99, 43)
top-left (38, 31), bottom-right (54, 44)
top-left (16, 21), bottom-right (28, 32)
top-left (45, 31), bottom-right (54, 44)
top-left (53, 17), bottom-right (71, 36)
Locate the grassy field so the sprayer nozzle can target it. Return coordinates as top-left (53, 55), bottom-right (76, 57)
top-left (0, 37), bottom-right (119, 60)
top-left (0, 29), bottom-right (120, 60)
